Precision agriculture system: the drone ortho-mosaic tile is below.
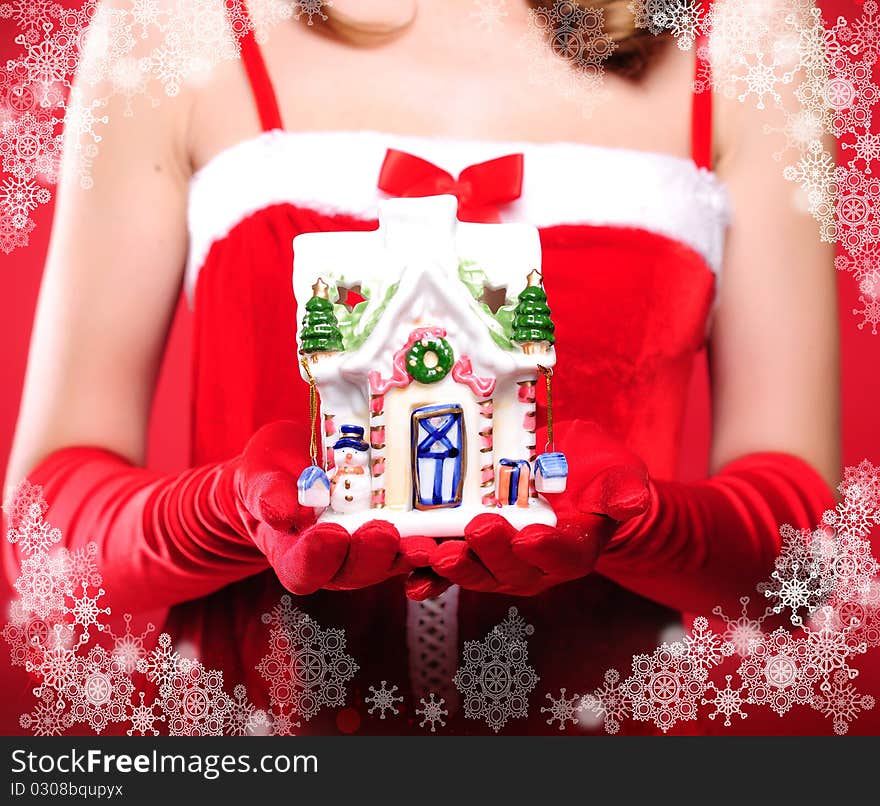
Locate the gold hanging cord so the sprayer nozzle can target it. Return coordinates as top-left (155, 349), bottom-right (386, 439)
top-left (537, 364), bottom-right (554, 454)
top-left (299, 354), bottom-right (322, 468)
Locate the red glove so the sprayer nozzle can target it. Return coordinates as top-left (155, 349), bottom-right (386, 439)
top-left (412, 420), bottom-right (651, 598)
top-left (4, 421), bottom-right (433, 612)
top-left (416, 419), bottom-right (835, 616)
top-left (236, 422), bottom-right (434, 594)
top-left (595, 450), bottom-right (836, 614)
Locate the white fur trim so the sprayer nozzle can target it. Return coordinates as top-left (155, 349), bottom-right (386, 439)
top-left (186, 130), bottom-right (730, 299)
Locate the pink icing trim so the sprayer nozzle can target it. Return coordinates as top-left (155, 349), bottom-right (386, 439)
top-left (371, 426), bottom-right (386, 445)
top-left (370, 394), bottom-right (385, 414)
top-left (523, 411), bottom-right (537, 431)
top-left (482, 493), bottom-right (497, 507)
top-left (518, 384), bottom-right (536, 403)
top-left (324, 416), bottom-right (336, 436)
top-left (481, 466), bottom-right (495, 484)
top-left (479, 435), bottom-right (493, 451)
top-left (480, 402), bottom-right (494, 417)
top-left (372, 458), bottom-right (386, 476)
top-left (452, 356), bottom-right (496, 397)
top-left (369, 326), bottom-right (447, 395)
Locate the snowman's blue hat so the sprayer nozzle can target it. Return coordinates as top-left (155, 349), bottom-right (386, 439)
top-left (333, 424), bottom-right (368, 452)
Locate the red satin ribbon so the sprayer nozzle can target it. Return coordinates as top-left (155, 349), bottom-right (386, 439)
top-left (377, 148), bottom-right (524, 223)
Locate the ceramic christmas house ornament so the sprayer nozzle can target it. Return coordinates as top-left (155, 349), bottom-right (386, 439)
top-left (292, 194), bottom-right (565, 537)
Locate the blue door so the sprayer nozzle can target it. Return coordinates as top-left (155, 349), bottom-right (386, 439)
top-left (412, 405), bottom-right (465, 509)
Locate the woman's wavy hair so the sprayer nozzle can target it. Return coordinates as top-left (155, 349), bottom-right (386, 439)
top-left (315, 1), bottom-right (667, 77)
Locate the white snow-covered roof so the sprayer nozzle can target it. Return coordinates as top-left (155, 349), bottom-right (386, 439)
top-left (293, 194), bottom-right (555, 384)
top-left (339, 261), bottom-right (526, 382)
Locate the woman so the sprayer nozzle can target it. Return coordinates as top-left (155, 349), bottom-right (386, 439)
top-left (4, 0), bottom-right (839, 734)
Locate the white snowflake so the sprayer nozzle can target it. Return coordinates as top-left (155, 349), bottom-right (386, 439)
top-left (712, 597), bottom-right (771, 657)
top-left (624, 642), bottom-right (704, 733)
top-left (64, 582), bottom-right (110, 642)
top-left (836, 163), bottom-right (880, 252)
top-left (6, 497), bottom-right (61, 555)
top-left (701, 675), bottom-right (749, 727)
top-left (136, 632), bottom-right (190, 694)
top-left (470, 0), bottom-right (508, 32)
top-left (827, 485), bottom-right (876, 538)
top-left (0, 208), bottom-right (34, 252)
top-left (826, 535), bottom-right (879, 604)
top-left (225, 684), bottom-right (268, 736)
top-left (738, 628), bottom-right (819, 716)
top-left (844, 129), bottom-right (880, 174)
top-left (764, 107), bottom-right (827, 163)
top-left (517, 0), bottom-right (614, 114)
top-left (28, 642), bottom-right (77, 693)
top-left (841, 460), bottom-right (880, 507)
top-left (161, 660), bottom-right (231, 736)
top-left (256, 595), bottom-right (359, 721)
top-left (626, 0), bottom-right (667, 35)
top-left (580, 668), bottom-right (629, 734)
top-left (14, 550), bottom-right (71, 619)
top-left (540, 688), bottom-right (582, 730)
top-left (3, 613), bottom-right (53, 669)
top-left (803, 615), bottom-right (866, 689)
top-left (266, 705), bottom-right (301, 737)
top-left (3, 479), bottom-right (46, 528)
top-left (107, 614), bottom-right (155, 674)
top-left (130, 0), bottom-right (166, 38)
top-left (760, 524), bottom-right (835, 625)
top-left (0, 111), bottom-right (60, 181)
top-left (825, 55), bottom-right (877, 139)
top-left (365, 680), bottom-right (403, 719)
top-left (657, 0), bottom-right (706, 51)
top-left (811, 669), bottom-right (875, 735)
top-left (494, 606), bottom-right (535, 642)
top-left (783, 140), bottom-right (836, 217)
top-left (66, 543), bottom-right (102, 589)
top-left (415, 693), bottom-right (448, 733)
top-left (682, 616), bottom-right (734, 680)
top-left (62, 645), bottom-right (134, 734)
top-left (125, 691), bottom-right (165, 736)
top-left (0, 175), bottom-right (50, 225)
top-left (0, 0), bottom-right (313, 248)
top-left (860, 271), bottom-right (880, 301)
top-left (854, 295), bottom-right (880, 334)
top-left (453, 615), bottom-right (539, 733)
top-left (20, 688), bottom-right (72, 736)
top-left (17, 37), bottom-right (71, 90)
top-left (294, 0), bottom-right (331, 26)
top-left (839, 1), bottom-right (880, 63)
top-left (0, 1), bottom-right (60, 36)
top-left (816, 595), bottom-right (880, 650)
top-left (765, 563), bottom-right (824, 625)
top-left (838, 244), bottom-right (880, 285)
top-left (735, 50), bottom-right (793, 110)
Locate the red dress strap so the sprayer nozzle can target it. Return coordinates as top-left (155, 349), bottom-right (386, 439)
top-left (691, 24), bottom-right (713, 169)
top-left (232, 0), bottom-right (284, 132)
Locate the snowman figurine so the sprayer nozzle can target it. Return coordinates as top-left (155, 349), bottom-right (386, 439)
top-left (329, 425), bottom-right (372, 514)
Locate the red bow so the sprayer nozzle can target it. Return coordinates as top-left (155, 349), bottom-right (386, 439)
top-left (377, 148), bottom-right (524, 223)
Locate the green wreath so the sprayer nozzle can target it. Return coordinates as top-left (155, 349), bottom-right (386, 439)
top-left (406, 336), bottom-right (454, 384)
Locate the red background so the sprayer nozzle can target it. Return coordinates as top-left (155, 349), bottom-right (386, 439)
top-left (1, 1), bottom-right (878, 734)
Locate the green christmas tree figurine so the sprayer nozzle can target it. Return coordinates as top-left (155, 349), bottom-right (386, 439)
top-left (301, 277), bottom-right (344, 360)
top-left (512, 269), bottom-right (555, 354)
